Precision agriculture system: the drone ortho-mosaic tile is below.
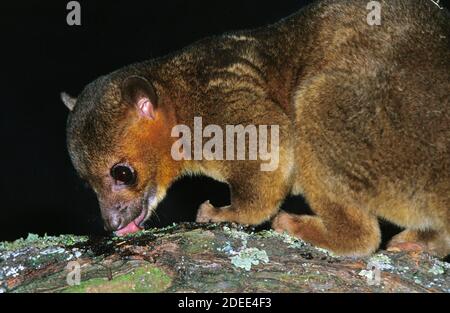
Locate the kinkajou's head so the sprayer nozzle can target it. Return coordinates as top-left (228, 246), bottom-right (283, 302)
top-left (62, 74), bottom-right (179, 235)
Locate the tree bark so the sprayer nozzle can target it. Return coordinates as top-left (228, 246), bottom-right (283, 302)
top-left (0, 223), bottom-right (448, 293)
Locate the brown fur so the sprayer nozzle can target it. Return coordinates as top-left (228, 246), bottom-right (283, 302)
top-left (64, 0), bottom-right (450, 257)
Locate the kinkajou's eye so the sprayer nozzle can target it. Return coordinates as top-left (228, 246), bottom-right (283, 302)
top-left (110, 164), bottom-right (136, 186)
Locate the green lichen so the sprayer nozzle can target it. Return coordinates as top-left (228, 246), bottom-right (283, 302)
top-left (0, 233), bottom-right (87, 252)
top-left (358, 269), bottom-right (375, 280)
top-left (230, 247), bottom-right (269, 271)
top-left (428, 261), bottom-right (448, 275)
top-left (223, 226), bottom-right (250, 244)
top-left (148, 223), bottom-right (179, 236)
top-left (367, 253), bottom-right (393, 270)
top-left (413, 276), bottom-right (422, 285)
top-left (63, 265), bottom-right (172, 293)
top-left (258, 230), bottom-right (305, 249)
top-left (181, 229), bottom-right (215, 254)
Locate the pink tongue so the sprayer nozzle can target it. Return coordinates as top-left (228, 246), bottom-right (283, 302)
top-left (115, 221), bottom-right (142, 236)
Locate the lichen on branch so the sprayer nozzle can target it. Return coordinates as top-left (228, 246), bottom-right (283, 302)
top-left (0, 223), bottom-right (449, 293)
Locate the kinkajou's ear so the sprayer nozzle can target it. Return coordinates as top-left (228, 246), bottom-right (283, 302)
top-left (121, 76), bottom-right (158, 120)
top-left (60, 92), bottom-right (77, 111)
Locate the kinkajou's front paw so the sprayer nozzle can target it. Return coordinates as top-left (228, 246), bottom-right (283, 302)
top-left (196, 200), bottom-right (219, 223)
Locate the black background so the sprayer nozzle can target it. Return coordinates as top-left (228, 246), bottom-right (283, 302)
top-left (2, 1), bottom-right (447, 243)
